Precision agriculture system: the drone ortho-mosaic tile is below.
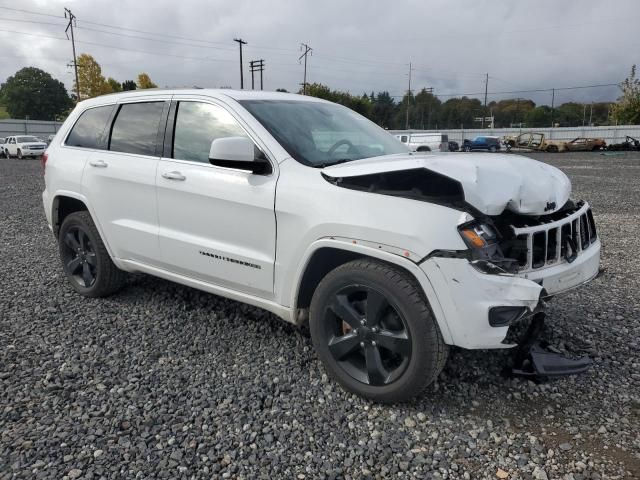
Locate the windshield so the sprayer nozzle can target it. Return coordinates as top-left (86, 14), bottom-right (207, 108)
top-left (239, 100), bottom-right (409, 167)
top-left (17, 136), bottom-right (42, 143)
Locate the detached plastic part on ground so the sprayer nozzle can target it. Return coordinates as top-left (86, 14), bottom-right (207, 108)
top-left (509, 312), bottom-right (593, 378)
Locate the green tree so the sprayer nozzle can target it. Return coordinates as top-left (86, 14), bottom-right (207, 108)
top-left (438, 96), bottom-right (483, 129)
top-left (370, 91), bottom-right (396, 128)
top-left (107, 77), bottom-right (122, 93)
top-left (75, 53), bottom-right (111, 99)
top-left (489, 98), bottom-right (535, 127)
top-left (611, 65), bottom-right (640, 125)
top-left (137, 73), bottom-right (158, 89)
top-left (413, 89), bottom-right (441, 129)
top-left (555, 102), bottom-right (584, 127)
top-left (524, 106), bottom-right (552, 127)
top-left (121, 80), bottom-right (137, 91)
top-left (0, 67), bottom-right (72, 120)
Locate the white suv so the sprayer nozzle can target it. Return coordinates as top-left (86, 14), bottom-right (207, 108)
top-left (4, 135), bottom-right (48, 159)
top-left (42, 90), bottom-right (601, 402)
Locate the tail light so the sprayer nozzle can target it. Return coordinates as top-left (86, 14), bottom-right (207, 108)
top-left (41, 152), bottom-right (48, 175)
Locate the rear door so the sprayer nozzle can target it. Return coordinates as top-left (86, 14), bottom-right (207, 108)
top-left (155, 97), bottom-right (277, 298)
top-left (82, 97), bottom-right (169, 264)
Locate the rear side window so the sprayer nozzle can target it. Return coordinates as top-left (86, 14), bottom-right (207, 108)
top-left (109, 102), bottom-right (165, 156)
top-left (66, 105), bottom-right (113, 149)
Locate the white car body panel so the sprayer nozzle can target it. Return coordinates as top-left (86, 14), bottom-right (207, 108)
top-left (322, 153), bottom-right (572, 216)
top-left (395, 133), bottom-right (449, 152)
top-left (42, 89), bottom-right (601, 351)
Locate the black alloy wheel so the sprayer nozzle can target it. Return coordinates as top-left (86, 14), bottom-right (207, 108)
top-left (61, 226), bottom-right (98, 288)
top-left (58, 211), bottom-right (126, 297)
top-left (323, 285), bottom-right (411, 386)
top-left (310, 259), bottom-right (448, 403)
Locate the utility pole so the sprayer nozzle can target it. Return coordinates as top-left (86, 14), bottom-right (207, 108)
top-left (249, 60), bottom-right (265, 90)
top-left (299, 43), bottom-right (312, 95)
top-left (582, 103), bottom-right (587, 126)
top-left (481, 73), bottom-right (488, 129)
top-left (589, 102), bottom-right (593, 126)
top-left (550, 88), bottom-right (555, 128)
top-left (64, 8), bottom-right (80, 101)
top-left (405, 62), bottom-right (412, 130)
top-left (233, 38), bottom-right (247, 89)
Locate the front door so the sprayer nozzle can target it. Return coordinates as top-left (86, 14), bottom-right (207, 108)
top-left (156, 99), bottom-right (277, 298)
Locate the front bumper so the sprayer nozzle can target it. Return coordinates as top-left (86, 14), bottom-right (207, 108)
top-left (420, 237), bottom-right (600, 349)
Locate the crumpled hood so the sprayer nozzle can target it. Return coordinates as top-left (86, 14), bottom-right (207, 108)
top-left (322, 153), bottom-right (571, 215)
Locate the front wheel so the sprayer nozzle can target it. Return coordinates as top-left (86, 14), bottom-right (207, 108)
top-left (309, 259), bottom-right (448, 403)
top-left (58, 211), bottom-right (127, 297)
top-left (17, 149), bottom-right (23, 159)
top-left (489, 145), bottom-right (497, 153)
top-left (463, 146), bottom-right (471, 152)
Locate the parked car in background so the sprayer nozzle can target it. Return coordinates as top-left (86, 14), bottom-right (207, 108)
top-left (42, 89), bottom-right (600, 402)
top-left (504, 133), bottom-right (606, 153)
top-left (607, 135), bottom-right (640, 151)
top-left (448, 140), bottom-right (459, 152)
top-left (564, 137), bottom-right (606, 152)
top-left (3, 135), bottom-right (48, 159)
top-left (395, 132), bottom-right (449, 152)
top-left (47, 134), bottom-right (56, 144)
top-left (462, 136), bottom-right (501, 152)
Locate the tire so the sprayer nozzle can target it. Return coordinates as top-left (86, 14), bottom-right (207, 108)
top-left (464, 146), bottom-right (471, 152)
top-left (17, 149), bottom-right (23, 159)
top-left (58, 211), bottom-right (127, 297)
top-left (489, 145), bottom-right (497, 153)
top-left (309, 259), bottom-right (448, 403)
top-left (547, 145), bottom-right (559, 153)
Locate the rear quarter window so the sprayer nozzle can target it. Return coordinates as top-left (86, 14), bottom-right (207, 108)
top-left (66, 105), bottom-right (114, 149)
top-left (109, 102), bottom-right (165, 156)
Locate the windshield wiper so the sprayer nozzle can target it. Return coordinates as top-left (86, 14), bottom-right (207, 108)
top-left (313, 159), bottom-right (352, 168)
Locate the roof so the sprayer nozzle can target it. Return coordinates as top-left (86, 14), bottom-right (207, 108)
top-left (78, 88), bottom-right (326, 107)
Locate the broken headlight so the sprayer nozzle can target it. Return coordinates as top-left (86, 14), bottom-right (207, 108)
top-left (458, 221), bottom-right (516, 274)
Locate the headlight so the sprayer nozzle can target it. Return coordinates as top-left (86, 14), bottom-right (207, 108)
top-left (458, 221), bottom-right (497, 249)
top-left (458, 220), bottom-right (515, 274)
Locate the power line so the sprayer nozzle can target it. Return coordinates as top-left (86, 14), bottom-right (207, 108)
top-left (64, 8), bottom-right (80, 101)
top-left (299, 43), bottom-right (312, 95)
top-left (233, 38), bottom-right (247, 89)
top-left (249, 59), bottom-right (265, 90)
top-left (0, 5), bottom-right (63, 18)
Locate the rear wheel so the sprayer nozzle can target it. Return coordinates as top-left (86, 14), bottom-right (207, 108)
top-left (59, 211), bottom-right (127, 297)
top-left (309, 259), bottom-right (447, 403)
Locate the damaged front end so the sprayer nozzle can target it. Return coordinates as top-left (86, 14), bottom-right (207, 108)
top-left (321, 155), bottom-right (600, 377)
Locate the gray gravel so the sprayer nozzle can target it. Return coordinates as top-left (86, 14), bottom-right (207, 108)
top-left (1, 151), bottom-right (639, 479)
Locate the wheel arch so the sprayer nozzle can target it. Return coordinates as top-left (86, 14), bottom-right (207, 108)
top-left (51, 192), bottom-right (117, 261)
top-left (290, 239), bottom-right (454, 344)
top-left (416, 145), bottom-right (431, 152)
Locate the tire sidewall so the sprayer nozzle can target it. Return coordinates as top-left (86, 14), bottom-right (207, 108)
top-left (310, 262), bottom-right (442, 402)
top-left (58, 213), bottom-right (103, 295)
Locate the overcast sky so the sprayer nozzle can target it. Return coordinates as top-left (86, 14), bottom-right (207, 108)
top-left (1, 0), bottom-right (638, 106)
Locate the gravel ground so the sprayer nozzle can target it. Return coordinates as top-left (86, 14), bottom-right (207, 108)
top-left (1, 151), bottom-right (638, 479)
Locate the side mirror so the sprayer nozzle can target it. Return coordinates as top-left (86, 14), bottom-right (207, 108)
top-left (208, 136), bottom-right (271, 174)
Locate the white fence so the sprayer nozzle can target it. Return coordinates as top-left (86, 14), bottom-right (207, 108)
top-left (0, 119), bottom-right (64, 139)
top-left (390, 125), bottom-right (640, 144)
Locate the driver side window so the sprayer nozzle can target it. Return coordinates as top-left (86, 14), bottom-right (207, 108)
top-left (173, 101), bottom-right (248, 163)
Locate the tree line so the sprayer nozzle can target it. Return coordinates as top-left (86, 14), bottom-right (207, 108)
top-left (1, 56), bottom-right (639, 128)
top-left (299, 83), bottom-right (614, 130)
top-left (0, 54), bottom-right (157, 121)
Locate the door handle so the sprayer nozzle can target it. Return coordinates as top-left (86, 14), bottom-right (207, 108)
top-left (89, 159), bottom-right (108, 168)
top-left (161, 171), bottom-right (186, 181)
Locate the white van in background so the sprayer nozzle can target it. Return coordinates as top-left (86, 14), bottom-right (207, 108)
top-left (395, 132), bottom-right (449, 152)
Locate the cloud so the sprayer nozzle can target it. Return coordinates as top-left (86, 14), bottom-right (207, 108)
top-left (0, 0), bottom-right (636, 106)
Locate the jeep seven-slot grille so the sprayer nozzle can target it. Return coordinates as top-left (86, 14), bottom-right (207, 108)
top-left (510, 204), bottom-right (597, 272)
